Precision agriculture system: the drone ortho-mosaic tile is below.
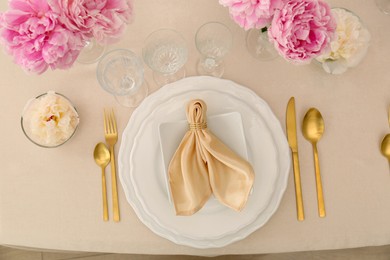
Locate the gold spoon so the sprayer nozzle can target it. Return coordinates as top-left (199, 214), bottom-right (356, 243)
top-left (381, 134), bottom-right (390, 163)
top-left (302, 108), bottom-right (326, 218)
top-left (93, 142), bottom-right (111, 221)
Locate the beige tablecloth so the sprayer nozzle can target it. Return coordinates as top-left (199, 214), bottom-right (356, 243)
top-left (1, 0), bottom-right (390, 256)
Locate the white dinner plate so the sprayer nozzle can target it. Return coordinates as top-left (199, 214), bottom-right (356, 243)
top-left (118, 76), bottom-right (290, 248)
top-left (130, 89), bottom-right (278, 239)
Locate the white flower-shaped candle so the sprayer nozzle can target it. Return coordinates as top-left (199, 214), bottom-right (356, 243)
top-left (22, 91), bottom-right (79, 147)
top-left (316, 8), bottom-right (371, 74)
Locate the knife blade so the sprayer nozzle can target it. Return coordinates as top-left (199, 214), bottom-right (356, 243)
top-left (286, 97), bottom-right (305, 221)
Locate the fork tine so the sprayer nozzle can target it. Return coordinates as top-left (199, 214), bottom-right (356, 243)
top-left (111, 108), bottom-right (117, 134)
top-left (104, 108), bottom-right (113, 134)
top-left (103, 109), bottom-right (108, 134)
top-left (107, 109), bottom-right (111, 134)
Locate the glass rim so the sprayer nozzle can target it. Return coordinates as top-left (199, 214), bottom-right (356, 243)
top-left (143, 28), bottom-right (187, 45)
top-left (195, 21), bottom-right (232, 40)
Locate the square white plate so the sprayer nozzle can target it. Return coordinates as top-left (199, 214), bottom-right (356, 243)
top-left (158, 112), bottom-right (248, 203)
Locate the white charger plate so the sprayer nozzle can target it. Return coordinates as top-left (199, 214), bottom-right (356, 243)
top-left (118, 76), bottom-right (290, 248)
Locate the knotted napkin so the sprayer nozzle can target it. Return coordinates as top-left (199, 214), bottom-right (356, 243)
top-left (168, 99), bottom-right (255, 216)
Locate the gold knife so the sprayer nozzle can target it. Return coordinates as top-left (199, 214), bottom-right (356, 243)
top-left (286, 97), bottom-right (305, 221)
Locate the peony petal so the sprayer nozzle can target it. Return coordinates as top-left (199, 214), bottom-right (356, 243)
top-left (8, 0), bottom-right (34, 13)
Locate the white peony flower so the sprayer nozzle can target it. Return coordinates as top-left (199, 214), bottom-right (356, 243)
top-left (24, 91), bottom-right (79, 146)
top-left (316, 8), bottom-right (371, 75)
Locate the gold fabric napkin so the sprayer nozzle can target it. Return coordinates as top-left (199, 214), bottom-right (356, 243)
top-left (168, 99), bottom-right (255, 216)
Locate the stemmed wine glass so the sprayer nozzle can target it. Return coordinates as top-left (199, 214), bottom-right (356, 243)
top-left (246, 28), bottom-right (278, 61)
top-left (142, 29), bottom-right (188, 86)
top-left (376, 0), bottom-right (390, 14)
top-left (195, 22), bottom-right (232, 78)
top-left (97, 49), bottom-right (148, 108)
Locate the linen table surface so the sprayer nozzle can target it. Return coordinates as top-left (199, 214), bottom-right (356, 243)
top-left (0, 0), bottom-right (390, 256)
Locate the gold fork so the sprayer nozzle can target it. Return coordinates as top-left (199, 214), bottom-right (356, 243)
top-left (104, 108), bottom-right (120, 222)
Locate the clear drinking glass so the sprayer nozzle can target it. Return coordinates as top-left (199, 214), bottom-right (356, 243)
top-left (376, 0), bottom-right (390, 15)
top-left (142, 29), bottom-right (188, 86)
top-left (195, 22), bottom-right (232, 78)
top-left (97, 49), bottom-right (148, 108)
top-left (246, 28), bottom-right (278, 61)
top-left (77, 38), bottom-right (106, 64)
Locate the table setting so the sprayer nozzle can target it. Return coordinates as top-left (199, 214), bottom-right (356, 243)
top-left (0, 0), bottom-right (390, 256)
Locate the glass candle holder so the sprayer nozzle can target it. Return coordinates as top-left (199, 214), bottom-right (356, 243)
top-left (21, 91), bottom-right (79, 148)
top-left (77, 38), bottom-right (106, 64)
top-left (315, 8), bottom-right (371, 75)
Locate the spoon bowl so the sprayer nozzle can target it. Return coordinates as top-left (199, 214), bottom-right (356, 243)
top-left (381, 134), bottom-right (390, 161)
top-left (302, 107), bottom-right (326, 218)
top-left (94, 142), bottom-right (111, 167)
top-left (302, 108), bottom-right (325, 143)
top-left (93, 142), bottom-right (111, 221)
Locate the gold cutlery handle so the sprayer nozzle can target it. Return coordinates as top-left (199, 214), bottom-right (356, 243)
top-left (110, 145), bottom-right (120, 222)
top-left (313, 144), bottom-right (326, 218)
top-left (102, 168), bottom-right (109, 221)
top-left (292, 152), bottom-right (305, 221)
top-left (388, 106), bottom-right (390, 128)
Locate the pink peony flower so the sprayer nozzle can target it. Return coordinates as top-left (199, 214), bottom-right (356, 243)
top-left (42, 25), bottom-right (84, 70)
top-left (0, 0), bottom-right (84, 74)
top-left (268, 0), bottom-right (336, 64)
top-left (49, 0), bottom-right (133, 44)
top-left (219, 0), bottom-right (284, 30)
